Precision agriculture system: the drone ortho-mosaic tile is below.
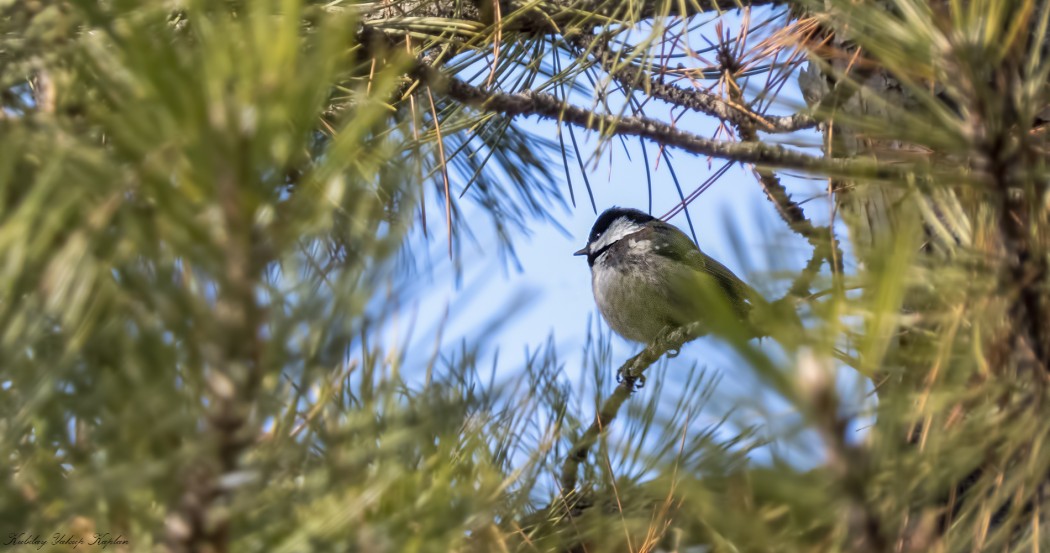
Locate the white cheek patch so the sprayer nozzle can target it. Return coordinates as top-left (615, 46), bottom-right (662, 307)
top-left (591, 218), bottom-right (644, 253)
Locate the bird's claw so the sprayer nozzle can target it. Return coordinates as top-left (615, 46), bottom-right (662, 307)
top-left (616, 368), bottom-right (646, 389)
top-left (666, 347), bottom-right (681, 358)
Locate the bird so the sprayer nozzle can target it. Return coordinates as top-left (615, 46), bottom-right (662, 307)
top-left (574, 207), bottom-right (761, 344)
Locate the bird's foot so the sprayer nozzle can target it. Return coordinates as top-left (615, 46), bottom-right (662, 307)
top-left (616, 368), bottom-right (646, 389)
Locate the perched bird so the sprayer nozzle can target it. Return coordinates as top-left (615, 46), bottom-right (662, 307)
top-left (574, 207), bottom-right (761, 344)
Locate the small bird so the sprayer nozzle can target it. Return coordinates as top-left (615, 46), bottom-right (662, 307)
top-left (574, 207), bottom-right (759, 344)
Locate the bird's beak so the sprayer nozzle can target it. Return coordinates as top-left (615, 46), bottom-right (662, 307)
top-left (573, 246), bottom-right (588, 257)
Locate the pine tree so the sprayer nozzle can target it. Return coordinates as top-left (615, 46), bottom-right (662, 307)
top-left (2, 0), bottom-right (1048, 551)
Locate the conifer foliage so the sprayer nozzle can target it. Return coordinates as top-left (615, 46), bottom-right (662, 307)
top-left (2, 0), bottom-right (1049, 551)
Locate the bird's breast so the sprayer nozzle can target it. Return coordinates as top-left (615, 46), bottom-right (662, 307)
top-left (590, 250), bottom-right (682, 343)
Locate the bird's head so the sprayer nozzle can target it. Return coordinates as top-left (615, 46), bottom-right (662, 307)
top-left (574, 207), bottom-right (657, 265)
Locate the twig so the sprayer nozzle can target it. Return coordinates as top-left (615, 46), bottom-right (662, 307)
top-left (788, 243), bottom-right (827, 299)
top-left (434, 73), bottom-right (900, 181)
top-left (559, 324), bottom-right (701, 497)
top-left (165, 168), bottom-right (268, 553)
top-left (715, 39), bottom-right (844, 282)
top-left (360, 0), bottom-right (784, 34)
top-left (572, 33), bottom-right (817, 134)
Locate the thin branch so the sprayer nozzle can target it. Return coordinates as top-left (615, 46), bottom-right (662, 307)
top-left (360, 0), bottom-right (785, 34)
top-left (572, 33), bottom-right (816, 134)
top-left (166, 161), bottom-right (269, 553)
top-left (716, 38), bottom-right (844, 276)
top-left (558, 381), bottom-right (634, 498)
top-left (559, 324), bottom-right (702, 497)
top-left (788, 243), bottom-right (827, 298)
top-left (435, 73), bottom-right (900, 180)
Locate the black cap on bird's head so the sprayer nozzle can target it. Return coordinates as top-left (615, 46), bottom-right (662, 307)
top-left (573, 207), bottom-right (657, 258)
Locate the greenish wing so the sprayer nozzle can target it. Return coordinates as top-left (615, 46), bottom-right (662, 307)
top-left (649, 221), bottom-right (757, 309)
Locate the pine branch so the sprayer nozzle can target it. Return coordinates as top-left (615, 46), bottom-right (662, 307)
top-left (361, 0), bottom-right (785, 34)
top-left (166, 173), bottom-right (269, 553)
top-left (572, 33), bottom-right (816, 134)
top-left (715, 42), bottom-right (843, 282)
top-left (436, 73), bottom-right (899, 179)
top-left (559, 324), bottom-right (702, 497)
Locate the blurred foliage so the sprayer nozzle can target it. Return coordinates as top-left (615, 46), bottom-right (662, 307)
top-left (2, 0), bottom-right (1050, 551)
